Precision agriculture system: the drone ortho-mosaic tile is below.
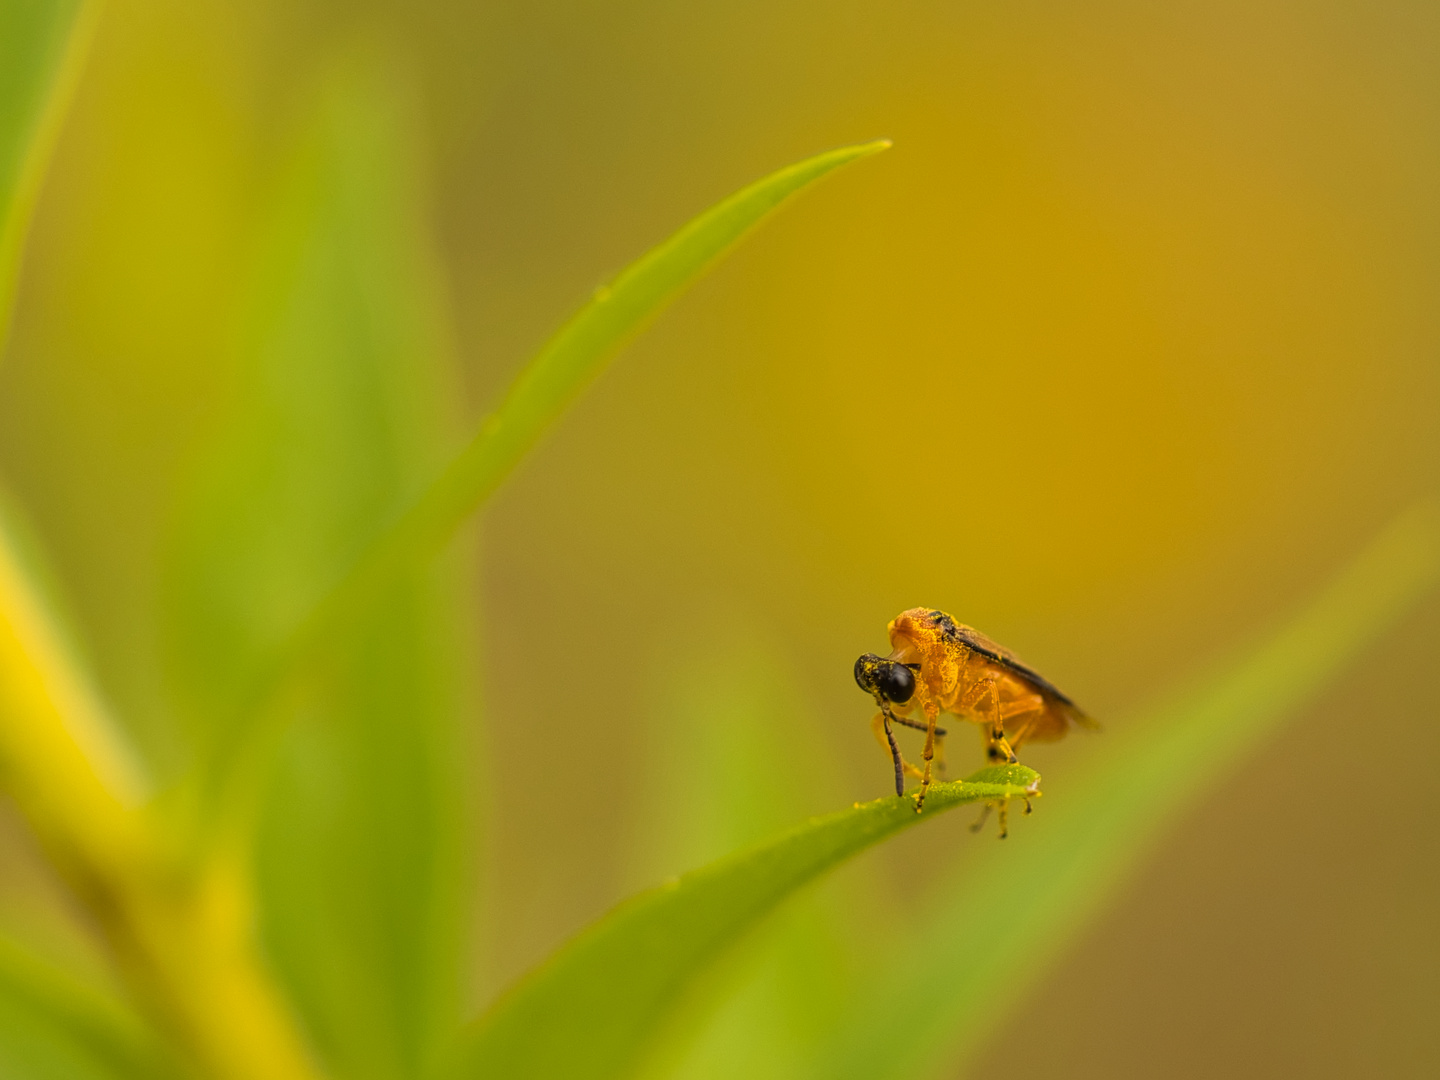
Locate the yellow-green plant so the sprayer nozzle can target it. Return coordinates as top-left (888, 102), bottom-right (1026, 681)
top-left (0, 6), bottom-right (1437, 1080)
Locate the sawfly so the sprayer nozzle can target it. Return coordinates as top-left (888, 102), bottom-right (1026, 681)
top-left (854, 608), bottom-right (1095, 828)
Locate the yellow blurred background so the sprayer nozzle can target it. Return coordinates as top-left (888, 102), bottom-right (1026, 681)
top-left (1, 0), bottom-right (1437, 1076)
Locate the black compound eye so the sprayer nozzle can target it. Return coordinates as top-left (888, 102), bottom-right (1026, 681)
top-left (854, 654), bottom-right (881, 693)
top-left (876, 662), bottom-right (915, 704)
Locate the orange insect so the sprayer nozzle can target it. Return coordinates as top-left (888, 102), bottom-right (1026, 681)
top-left (854, 608), bottom-right (1095, 816)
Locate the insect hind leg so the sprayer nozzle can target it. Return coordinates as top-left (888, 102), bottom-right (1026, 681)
top-left (986, 681), bottom-right (1018, 764)
top-left (960, 676), bottom-right (1018, 765)
top-left (1001, 694), bottom-right (1045, 749)
top-left (968, 798), bottom-right (1013, 839)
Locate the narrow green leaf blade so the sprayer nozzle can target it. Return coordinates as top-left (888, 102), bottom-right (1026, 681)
top-left (624, 629), bottom-right (887, 1080)
top-left (0, 0), bottom-right (95, 349)
top-left (217, 139), bottom-right (890, 829)
top-left (294, 139), bottom-right (890, 655)
top-left (448, 765), bottom-right (1037, 1080)
top-left (165, 53), bottom-right (468, 1080)
top-left (820, 499), bottom-right (1440, 1079)
top-left (426, 138), bottom-right (889, 520)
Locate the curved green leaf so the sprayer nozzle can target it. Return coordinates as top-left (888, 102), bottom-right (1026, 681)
top-left (206, 137), bottom-right (891, 824)
top-left (261, 138), bottom-right (891, 702)
top-left (0, 0), bottom-right (96, 350)
top-left (447, 764), bottom-right (1038, 1080)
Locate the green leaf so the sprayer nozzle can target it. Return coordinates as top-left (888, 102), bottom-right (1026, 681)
top-left (809, 498), bottom-right (1440, 1079)
top-left (0, 936), bottom-right (181, 1080)
top-left (257, 138), bottom-right (891, 711)
top-left (0, 0), bottom-right (95, 349)
top-left (624, 628), bottom-right (888, 1080)
top-left (164, 52), bottom-right (467, 1080)
top-left (627, 627), bottom-right (850, 882)
top-left (447, 764), bottom-right (1039, 1080)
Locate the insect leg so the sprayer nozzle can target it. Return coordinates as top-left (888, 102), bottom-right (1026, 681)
top-left (1002, 698), bottom-right (1044, 753)
top-left (968, 804), bottom-right (992, 833)
top-left (961, 679), bottom-right (1011, 762)
top-left (892, 715), bottom-right (948, 737)
top-left (915, 703), bottom-right (939, 813)
top-left (871, 711), bottom-right (925, 781)
top-left (891, 713), bottom-right (948, 777)
top-left (871, 709), bottom-right (905, 797)
top-left (977, 722), bottom-right (1000, 762)
top-left (954, 674), bottom-right (1012, 763)
top-left (996, 800), bottom-right (1010, 839)
top-left (987, 681), bottom-right (1017, 764)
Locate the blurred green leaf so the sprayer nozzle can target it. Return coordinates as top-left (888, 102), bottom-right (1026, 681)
top-left (448, 764), bottom-right (1038, 1080)
top-left (253, 138), bottom-right (892, 719)
top-left (0, 936), bottom-right (180, 1080)
top-left (165, 52), bottom-right (468, 1080)
top-left (626, 629), bottom-right (886, 1080)
top-left (0, 0), bottom-right (94, 349)
top-left (627, 628), bottom-right (848, 882)
top-left (811, 499), bottom-right (1440, 1079)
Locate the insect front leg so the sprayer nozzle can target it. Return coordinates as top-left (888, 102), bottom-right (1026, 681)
top-left (870, 711), bottom-right (924, 792)
top-left (870, 709), bottom-right (906, 797)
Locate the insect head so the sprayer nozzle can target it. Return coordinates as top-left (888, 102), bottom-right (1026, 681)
top-left (853, 653), bottom-right (917, 705)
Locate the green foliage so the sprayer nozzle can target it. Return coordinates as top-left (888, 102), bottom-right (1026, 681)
top-left (642, 503), bottom-right (1440, 1080)
top-left (450, 766), bottom-right (1040, 1080)
top-left (243, 137), bottom-right (894, 740)
top-left (164, 56), bottom-right (468, 1080)
top-left (0, 15), bottom-right (900, 1075)
top-left (624, 630), bottom-right (881, 1080)
top-left (0, 10), bottom-right (1437, 1080)
top-left (444, 503), bottom-right (1440, 1080)
top-left (823, 500), bottom-right (1440, 1079)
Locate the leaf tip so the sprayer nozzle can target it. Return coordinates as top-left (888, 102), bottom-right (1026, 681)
top-left (848, 137), bottom-right (893, 159)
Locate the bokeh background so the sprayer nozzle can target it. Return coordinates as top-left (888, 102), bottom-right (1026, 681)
top-left (1, 0), bottom-right (1438, 1076)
